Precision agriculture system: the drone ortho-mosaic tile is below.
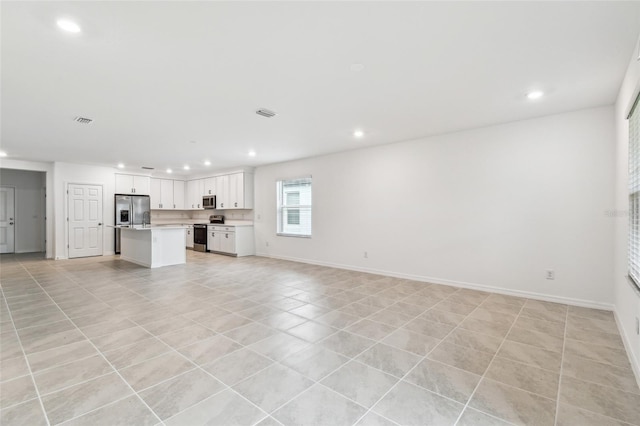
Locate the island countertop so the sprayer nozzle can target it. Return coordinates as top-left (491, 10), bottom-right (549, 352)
top-left (110, 224), bottom-right (190, 231)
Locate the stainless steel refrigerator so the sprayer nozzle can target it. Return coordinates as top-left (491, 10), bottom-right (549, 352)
top-left (115, 195), bottom-right (151, 254)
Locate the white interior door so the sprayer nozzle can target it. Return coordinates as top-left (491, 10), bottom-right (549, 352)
top-left (68, 184), bottom-right (103, 258)
top-left (0, 187), bottom-right (15, 254)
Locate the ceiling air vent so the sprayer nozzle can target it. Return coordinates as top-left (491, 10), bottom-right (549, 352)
top-left (256, 108), bottom-right (276, 118)
top-left (74, 116), bottom-right (93, 124)
top-left (141, 166), bottom-right (154, 170)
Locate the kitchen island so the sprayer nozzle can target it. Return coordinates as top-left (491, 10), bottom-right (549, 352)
top-left (115, 225), bottom-right (188, 268)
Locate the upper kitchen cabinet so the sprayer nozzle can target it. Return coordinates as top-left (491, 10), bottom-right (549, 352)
top-left (115, 174), bottom-right (151, 195)
top-left (173, 180), bottom-right (185, 210)
top-left (150, 178), bottom-right (179, 209)
top-left (216, 175), bottom-right (229, 209)
top-left (211, 172), bottom-right (253, 210)
top-left (185, 179), bottom-right (204, 210)
top-left (203, 177), bottom-right (216, 196)
top-left (229, 172), bottom-right (253, 209)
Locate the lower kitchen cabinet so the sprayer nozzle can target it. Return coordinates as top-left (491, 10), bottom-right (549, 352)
top-left (186, 226), bottom-right (194, 249)
top-left (206, 225), bottom-right (254, 256)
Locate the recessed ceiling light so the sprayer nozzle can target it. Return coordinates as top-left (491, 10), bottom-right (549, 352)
top-left (0, 151), bottom-right (7, 157)
top-left (57, 19), bottom-right (81, 33)
top-left (117, 163), bottom-right (125, 169)
top-left (166, 168), bottom-right (172, 174)
top-left (183, 165), bottom-right (190, 170)
top-left (248, 150), bottom-right (256, 157)
top-left (354, 130), bottom-right (365, 138)
top-left (526, 90), bottom-right (544, 100)
top-left (350, 63), bottom-right (365, 72)
top-left (204, 160), bottom-right (211, 166)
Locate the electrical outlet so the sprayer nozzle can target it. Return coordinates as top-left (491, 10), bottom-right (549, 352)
top-left (257, 214), bottom-right (261, 220)
top-left (265, 241), bottom-right (269, 247)
top-left (364, 251), bottom-right (368, 259)
top-left (545, 270), bottom-right (555, 280)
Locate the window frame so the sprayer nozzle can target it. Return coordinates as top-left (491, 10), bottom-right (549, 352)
top-left (628, 93), bottom-right (640, 291)
top-left (276, 177), bottom-right (312, 238)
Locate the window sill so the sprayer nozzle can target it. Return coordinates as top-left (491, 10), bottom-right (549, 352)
top-left (277, 233), bottom-right (311, 238)
top-left (628, 275), bottom-right (640, 298)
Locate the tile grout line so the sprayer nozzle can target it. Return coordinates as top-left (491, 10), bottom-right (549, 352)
top-left (452, 299), bottom-right (529, 426)
top-left (210, 288), bottom-right (445, 424)
top-left (81, 307), bottom-right (273, 425)
top-left (16, 259), bottom-right (167, 426)
top-left (349, 291), bottom-right (495, 426)
top-left (8, 255), bottom-right (633, 425)
top-left (0, 286), bottom-right (51, 426)
top-left (554, 307), bottom-right (569, 426)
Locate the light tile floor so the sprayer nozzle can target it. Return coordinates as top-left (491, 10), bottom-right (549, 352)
top-left (1, 251), bottom-right (639, 425)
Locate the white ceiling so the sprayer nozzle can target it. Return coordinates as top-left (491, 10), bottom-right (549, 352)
top-left (2, 1), bottom-right (639, 176)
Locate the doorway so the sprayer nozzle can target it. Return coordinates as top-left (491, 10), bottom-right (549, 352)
top-left (68, 183), bottom-right (104, 258)
top-left (0, 187), bottom-right (15, 253)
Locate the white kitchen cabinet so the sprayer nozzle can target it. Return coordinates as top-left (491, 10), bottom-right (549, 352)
top-left (185, 179), bottom-right (204, 210)
top-left (160, 179), bottom-right (173, 209)
top-left (206, 225), bottom-right (253, 256)
top-left (203, 177), bottom-right (216, 196)
top-left (115, 174), bottom-right (150, 195)
top-left (150, 178), bottom-right (176, 209)
top-left (150, 179), bottom-right (161, 209)
top-left (228, 172), bottom-right (254, 209)
top-left (216, 175), bottom-right (229, 209)
top-left (190, 172), bottom-right (253, 211)
top-left (186, 226), bottom-right (194, 249)
top-left (173, 181), bottom-right (185, 210)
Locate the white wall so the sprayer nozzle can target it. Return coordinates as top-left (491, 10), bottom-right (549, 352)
top-left (0, 159), bottom-right (54, 258)
top-left (255, 106), bottom-right (615, 308)
top-left (0, 169), bottom-right (46, 253)
top-left (53, 162), bottom-right (118, 259)
top-left (613, 46), bottom-right (640, 380)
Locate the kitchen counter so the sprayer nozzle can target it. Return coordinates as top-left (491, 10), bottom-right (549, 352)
top-left (206, 223), bottom-right (253, 228)
top-left (113, 224), bottom-right (189, 230)
top-left (117, 226), bottom-right (187, 268)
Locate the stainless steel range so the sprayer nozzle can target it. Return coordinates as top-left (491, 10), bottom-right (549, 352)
top-left (193, 215), bottom-right (225, 252)
top-left (193, 224), bottom-right (208, 252)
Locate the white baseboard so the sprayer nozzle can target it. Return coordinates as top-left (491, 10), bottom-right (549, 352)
top-left (256, 252), bottom-right (614, 311)
top-left (120, 255), bottom-right (150, 268)
top-left (613, 309), bottom-right (640, 390)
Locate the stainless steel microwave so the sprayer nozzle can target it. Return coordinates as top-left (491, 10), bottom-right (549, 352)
top-left (203, 195), bottom-right (216, 209)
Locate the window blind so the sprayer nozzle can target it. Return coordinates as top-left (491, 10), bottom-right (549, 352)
top-left (277, 177), bottom-right (312, 237)
top-left (629, 94), bottom-right (640, 287)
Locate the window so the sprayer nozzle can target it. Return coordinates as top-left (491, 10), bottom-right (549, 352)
top-left (277, 177), bottom-right (311, 237)
top-left (630, 95), bottom-right (640, 288)
top-left (286, 192), bottom-right (301, 225)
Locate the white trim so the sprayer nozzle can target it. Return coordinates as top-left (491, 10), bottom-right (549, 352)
top-left (613, 308), bottom-right (640, 390)
top-left (0, 160), bottom-right (53, 259)
top-left (256, 251), bottom-right (614, 311)
top-left (65, 181), bottom-right (105, 259)
top-left (0, 185), bottom-right (16, 254)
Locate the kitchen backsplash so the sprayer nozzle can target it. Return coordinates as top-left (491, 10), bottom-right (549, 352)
top-left (191, 210), bottom-right (254, 221)
top-left (151, 209), bottom-right (254, 223)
